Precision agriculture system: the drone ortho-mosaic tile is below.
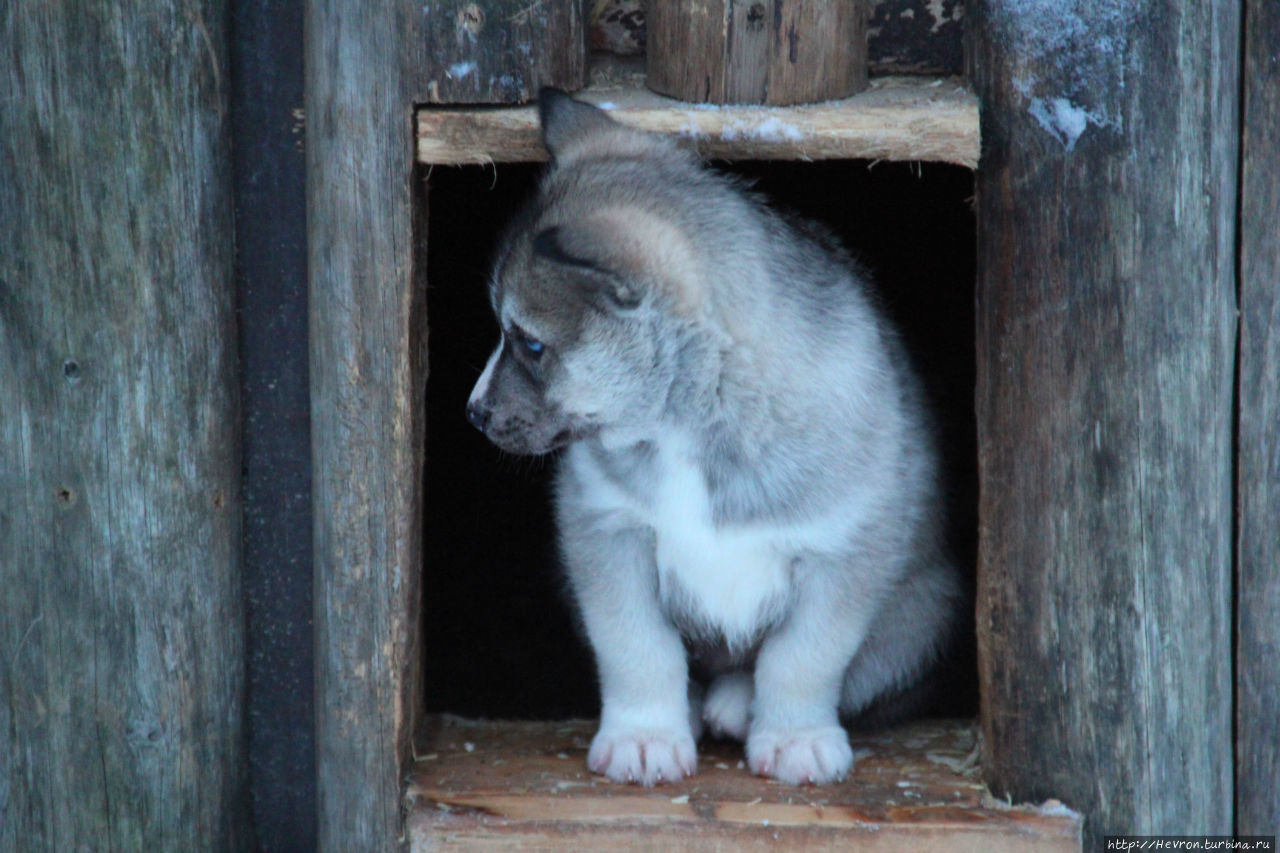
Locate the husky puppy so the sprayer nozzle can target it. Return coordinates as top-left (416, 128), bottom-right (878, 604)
top-left (467, 90), bottom-right (964, 786)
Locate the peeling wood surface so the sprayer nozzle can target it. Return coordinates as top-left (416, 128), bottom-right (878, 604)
top-left (407, 717), bottom-right (1080, 851)
top-left (869, 0), bottom-right (964, 75)
top-left (418, 62), bottom-right (978, 167)
top-left (418, 0), bottom-right (585, 104)
top-left (1236, 0), bottom-right (1280, 834)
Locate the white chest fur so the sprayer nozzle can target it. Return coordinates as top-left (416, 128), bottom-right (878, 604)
top-left (572, 432), bottom-right (796, 647)
top-left (648, 437), bottom-right (792, 643)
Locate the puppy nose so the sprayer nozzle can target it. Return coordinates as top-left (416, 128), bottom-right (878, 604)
top-left (466, 402), bottom-right (490, 433)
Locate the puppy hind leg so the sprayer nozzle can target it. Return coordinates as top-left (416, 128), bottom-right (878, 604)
top-left (839, 558), bottom-right (962, 723)
top-left (687, 678), bottom-right (706, 742)
top-left (702, 671), bottom-right (753, 741)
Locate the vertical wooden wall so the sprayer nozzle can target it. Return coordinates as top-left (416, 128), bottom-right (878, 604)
top-left (1237, 0), bottom-right (1280, 835)
top-left (968, 2), bottom-right (1238, 847)
top-left (0, 2), bottom-right (248, 850)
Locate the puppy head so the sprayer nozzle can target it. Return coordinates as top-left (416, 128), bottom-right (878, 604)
top-left (466, 92), bottom-right (707, 455)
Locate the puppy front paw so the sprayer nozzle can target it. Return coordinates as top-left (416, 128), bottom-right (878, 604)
top-left (587, 726), bottom-right (697, 786)
top-left (746, 724), bottom-right (856, 785)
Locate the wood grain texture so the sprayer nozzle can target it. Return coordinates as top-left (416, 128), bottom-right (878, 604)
top-left (967, 2), bottom-right (1237, 847)
top-left (418, 66), bottom-right (978, 167)
top-left (587, 0), bottom-right (965, 75)
top-left (0, 2), bottom-right (248, 849)
top-left (407, 717), bottom-right (1081, 852)
top-left (418, 0), bottom-right (585, 103)
top-left (306, 2), bottom-right (427, 850)
top-left (646, 0), bottom-right (867, 105)
top-left (1237, 0), bottom-right (1280, 835)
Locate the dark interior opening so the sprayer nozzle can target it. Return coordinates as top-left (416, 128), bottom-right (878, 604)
top-left (422, 159), bottom-right (977, 720)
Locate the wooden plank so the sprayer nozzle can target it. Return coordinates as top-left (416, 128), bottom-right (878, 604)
top-left (645, 0), bottom-right (867, 105)
top-left (967, 2), bottom-right (1238, 849)
top-left (418, 0), bottom-right (585, 104)
top-left (1237, 0), bottom-right (1280, 835)
top-left (0, 2), bottom-right (248, 849)
top-left (407, 717), bottom-right (1081, 851)
top-left (418, 65), bottom-right (979, 167)
top-left (306, 1), bottom-right (427, 850)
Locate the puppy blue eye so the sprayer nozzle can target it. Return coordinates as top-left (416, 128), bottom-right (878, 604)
top-left (510, 329), bottom-right (545, 359)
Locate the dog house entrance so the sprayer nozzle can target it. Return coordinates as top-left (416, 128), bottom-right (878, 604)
top-left (412, 75), bottom-right (1081, 850)
top-left (422, 158), bottom-right (979, 721)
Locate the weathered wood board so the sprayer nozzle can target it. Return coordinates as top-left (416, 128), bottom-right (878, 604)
top-left (306, 2), bottom-right (428, 851)
top-left (1236, 0), bottom-right (1280, 835)
top-left (646, 0), bottom-right (867, 105)
top-left (408, 717), bottom-right (1081, 851)
top-left (585, 0), bottom-right (966, 76)
top-left (968, 1), bottom-right (1238, 848)
top-left (419, 0), bottom-right (586, 103)
top-left (0, 1), bottom-right (248, 849)
top-left (418, 63), bottom-right (979, 167)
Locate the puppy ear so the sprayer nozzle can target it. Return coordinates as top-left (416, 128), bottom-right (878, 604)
top-left (532, 225), bottom-right (641, 310)
top-left (538, 88), bottom-right (618, 163)
top-left (531, 207), bottom-right (702, 314)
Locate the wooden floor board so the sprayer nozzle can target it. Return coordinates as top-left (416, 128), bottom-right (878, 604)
top-left (407, 716), bottom-right (1080, 851)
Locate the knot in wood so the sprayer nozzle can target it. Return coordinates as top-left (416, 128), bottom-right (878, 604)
top-left (457, 3), bottom-right (485, 37)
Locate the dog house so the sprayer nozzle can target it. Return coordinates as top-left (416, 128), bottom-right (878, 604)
top-left (3, 0), bottom-right (1276, 851)
top-left (316, 3), bottom-right (1268, 848)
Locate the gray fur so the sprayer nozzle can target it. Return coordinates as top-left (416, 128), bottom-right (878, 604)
top-left (467, 89), bottom-right (963, 786)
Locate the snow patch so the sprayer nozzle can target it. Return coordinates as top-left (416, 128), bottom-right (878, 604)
top-left (1035, 799), bottom-right (1080, 819)
top-left (720, 116), bottom-right (803, 142)
top-left (1029, 96), bottom-right (1107, 151)
top-left (446, 62), bottom-right (476, 80)
top-left (998, 0), bottom-right (1133, 141)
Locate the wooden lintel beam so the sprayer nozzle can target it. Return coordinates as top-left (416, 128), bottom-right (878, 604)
top-left (417, 75), bottom-right (979, 168)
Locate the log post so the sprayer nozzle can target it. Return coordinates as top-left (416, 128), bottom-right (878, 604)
top-left (1237, 0), bottom-right (1280, 834)
top-left (307, 2), bottom-right (427, 850)
top-left (968, 2), bottom-right (1237, 846)
top-left (419, 0), bottom-right (586, 103)
top-left (0, 2), bottom-right (248, 849)
top-left (646, 0), bottom-right (867, 105)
